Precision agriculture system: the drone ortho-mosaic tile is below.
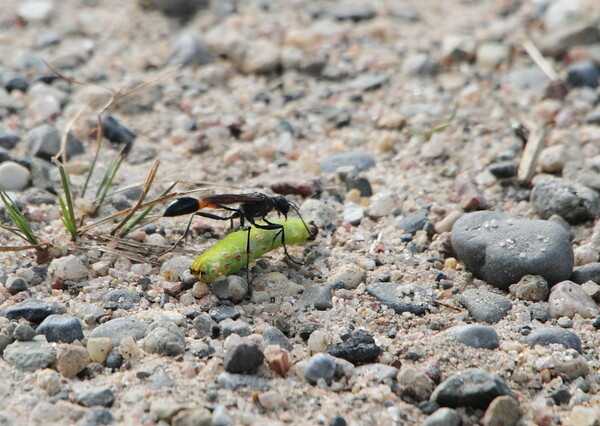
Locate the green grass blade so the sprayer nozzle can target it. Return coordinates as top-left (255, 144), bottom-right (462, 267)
top-left (95, 149), bottom-right (125, 213)
top-left (0, 189), bottom-right (39, 245)
top-left (57, 165), bottom-right (78, 241)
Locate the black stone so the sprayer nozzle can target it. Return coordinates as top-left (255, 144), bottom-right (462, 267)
top-left (571, 263), bottom-right (600, 284)
top-left (488, 161), bottom-right (517, 179)
top-left (329, 415), bottom-right (347, 426)
top-left (327, 329), bottom-right (381, 365)
top-left (223, 342), bottom-right (264, 374)
top-left (105, 348), bottom-right (124, 369)
top-left (566, 60), bottom-right (599, 88)
top-left (36, 314), bottom-right (84, 343)
top-left (209, 305), bottom-right (243, 322)
top-left (77, 387), bottom-right (115, 408)
top-left (1, 298), bottom-right (54, 323)
top-left (549, 387), bottom-right (571, 405)
top-left (345, 175), bottom-right (372, 196)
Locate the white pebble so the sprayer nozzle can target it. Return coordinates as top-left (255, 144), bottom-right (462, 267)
top-left (0, 161), bottom-right (30, 191)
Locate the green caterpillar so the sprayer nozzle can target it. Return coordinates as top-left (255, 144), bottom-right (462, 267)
top-left (190, 218), bottom-right (317, 283)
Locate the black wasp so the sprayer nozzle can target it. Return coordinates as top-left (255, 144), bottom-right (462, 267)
top-left (163, 192), bottom-right (311, 265)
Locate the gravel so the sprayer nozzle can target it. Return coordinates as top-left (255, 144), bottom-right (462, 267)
top-left (36, 314), bottom-right (84, 343)
top-left (458, 289), bottom-right (512, 324)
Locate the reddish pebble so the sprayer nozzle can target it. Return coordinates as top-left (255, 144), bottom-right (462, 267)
top-left (264, 345), bottom-right (291, 376)
top-left (455, 173), bottom-right (487, 210)
top-left (163, 281), bottom-right (183, 296)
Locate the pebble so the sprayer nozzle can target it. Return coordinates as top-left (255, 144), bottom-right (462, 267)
top-left (327, 264), bottom-right (365, 289)
top-left (241, 40), bottom-right (280, 74)
top-left (17, 0), bottom-right (55, 22)
top-left (301, 284), bottom-right (333, 310)
top-left (223, 341), bottom-right (264, 374)
top-left (89, 317), bottom-right (147, 346)
top-left (192, 313), bottom-right (219, 338)
top-left (342, 203), bottom-right (364, 225)
top-left (143, 319), bottom-right (185, 356)
top-left (5, 276), bottom-right (28, 295)
top-left (303, 353), bottom-right (337, 385)
top-left (488, 161), bottom-right (517, 179)
top-left (212, 405), bottom-right (234, 426)
top-left (402, 52), bottom-right (437, 76)
top-left (168, 32), bottom-right (213, 67)
top-left (77, 387), bottom-right (115, 408)
top-left (508, 275), bottom-right (550, 302)
top-left (397, 210), bottom-right (429, 235)
top-left (0, 161), bottom-right (30, 191)
top-left (48, 255), bottom-right (88, 280)
top-left (36, 369), bottom-right (60, 396)
top-left (0, 126), bottom-right (20, 149)
top-left (56, 343), bottom-right (90, 378)
top-left (526, 327), bottom-right (581, 352)
top-left (209, 305), bottom-right (243, 322)
top-left (476, 42), bottom-right (510, 70)
top-left (548, 281), bottom-right (599, 319)
top-left (1, 298), bottom-right (54, 323)
top-left (264, 345), bottom-right (291, 376)
top-left (366, 192), bottom-right (397, 217)
top-left (101, 115), bottom-right (136, 146)
top-left (319, 151), bottom-right (376, 173)
top-left (442, 34), bottom-right (477, 63)
top-left (431, 368), bottom-right (514, 409)
top-left (87, 337), bottom-right (112, 364)
top-left (397, 365), bottom-right (435, 401)
top-left (328, 2), bottom-right (376, 21)
top-left (459, 289), bottom-right (512, 324)
top-left (27, 125), bottom-right (84, 161)
top-left (13, 323), bottom-right (36, 341)
top-left (105, 348), bottom-right (124, 369)
top-left (366, 282), bottom-right (430, 315)
top-left (355, 363), bottom-right (398, 384)
top-left (0, 334), bottom-right (10, 354)
top-left (481, 395), bottom-right (521, 426)
top-left (449, 324), bottom-right (499, 349)
top-left (217, 372), bottom-right (271, 391)
top-left (549, 387), bottom-right (571, 405)
top-left (327, 329), bottom-right (381, 365)
top-left (346, 74), bottom-right (390, 92)
top-left (344, 175), bottom-right (372, 196)
top-left (531, 178), bottom-right (599, 224)
top-left (220, 318), bottom-right (252, 338)
top-left (581, 281), bottom-right (600, 302)
top-left (571, 263), bottom-right (600, 284)
top-left (85, 407), bottom-right (114, 426)
top-left (563, 163), bottom-right (600, 192)
top-left (455, 173), bottom-right (487, 210)
top-left (2, 337), bottom-right (56, 371)
top-left (566, 60), bottom-right (599, 88)
top-left (102, 289), bottom-right (140, 310)
top-left (569, 406), bottom-right (600, 426)
top-left (423, 408), bottom-right (462, 426)
top-left (250, 272), bottom-right (303, 303)
top-left (36, 314), bottom-right (84, 343)
top-left (307, 330), bottom-right (331, 353)
top-left (211, 276), bottom-right (248, 303)
top-left (160, 256), bottom-right (194, 281)
top-left (263, 326), bottom-right (293, 351)
top-left (451, 211), bottom-right (574, 290)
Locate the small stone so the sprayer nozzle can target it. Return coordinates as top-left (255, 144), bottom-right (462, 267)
top-left (209, 304), bottom-right (243, 322)
top-left (307, 330), bottom-right (331, 353)
top-left (212, 405), bottom-right (234, 426)
top-left (241, 40), bottom-right (280, 74)
top-left (481, 395), bottom-right (520, 426)
top-left (17, 0), bottom-right (55, 22)
top-left (0, 334), bottom-right (10, 354)
top-left (402, 52), bottom-right (437, 76)
top-left (172, 408), bottom-right (212, 426)
top-left (566, 61), bottom-right (599, 88)
top-left (211, 276), bottom-right (248, 303)
top-left (0, 126), bottom-right (20, 149)
top-left (13, 323), bottom-right (36, 341)
top-left (343, 203), bottom-right (363, 225)
top-left (303, 353), bottom-right (336, 385)
top-left (102, 289), bottom-right (140, 310)
top-left (531, 178), bottom-right (599, 224)
top-left (85, 407), bottom-right (114, 426)
top-left (5, 276), bottom-right (28, 295)
top-left (459, 289), bottom-right (512, 324)
top-left (216, 372), bottom-right (271, 391)
top-left (262, 326), bottom-right (292, 351)
top-left (301, 284), bottom-right (333, 310)
top-left (223, 341), bottom-right (264, 374)
top-left (450, 324), bottom-right (499, 349)
top-left (397, 366), bottom-right (435, 401)
top-left (87, 337), bottom-right (112, 364)
top-left (263, 345), bottom-right (291, 376)
top-left (143, 319), bottom-right (185, 356)
top-left (366, 282), bottom-right (430, 315)
top-left (1, 298), bottom-right (54, 323)
top-left (451, 211), bottom-right (574, 290)
top-left (345, 175), bottom-right (372, 196)
top-left (89, 317), bottom-right (147, 346)
top-left (168, 32), bottom-right (212, 67)
top-left (56, 344), bottom-right (90, 378)
top-left (328, 2), bottom-right (376, 21)
top-left (329, 416), bottom-right (347, 426)
top-left (0, 161), bottom-right (30, 191)
top-left (250, 272), bottom-right (303, 303)
top-left (581, 281), bottom-right (600, 302)
top-left (327, 329), bottom-right (381, 365)
top-left (526, 327), bottom-right (581, 352)
top-left (571, 263), bottom-right (600, 284)
top-left (455, 173), bottom-right (487, 210)
top-left (77, 387), bottom-right (115, 408)
top-left (476, 42), bottom-right (510, 70)
top-left (557, 316), bottom-right (573, 328)
top-left (160, 256), bottom-right (194, 281)
top-left (442, 34), bottom-right (477, 62)
top-left (327, 264), bottom-right (365, 290)
top-left (488, 161), bottom-right (517, 179)
top-left (257, 390), bottom-right (287, 410)
top-left (27, 125), bottom-right (83, 161)
top-left (423, 408), bottom-right (462, 426)
top-left (509, 275), bottom-right (550, 302)
top-left (548, 387), bottom-right (571, 405)
top-left (548, 281), bottom-right (599, 319)
top-left (193, 313), bottom-right (219, 338)
top-left (431, 368), bottom-right (514, 409)
top-left (49, 255), bottom-right (87, 280)
top-left (192, 281), bottom-right (210, 299)
top-left (37, 314), bottom-right (84, 343)
top-left (220, 318), bottom-right (251, 338)
top-left (346, 74), bottom-right (389, 92)
top-left (397, 210), bottom-right (429, 235)
top-left (105, 348), bottom-right (124, 369)
top-left (36, 369), bottom-right (61, 396)
top-left (3, 337), bottom-right (56, 371)
top-left (569, 406), bottom-right (600, 426)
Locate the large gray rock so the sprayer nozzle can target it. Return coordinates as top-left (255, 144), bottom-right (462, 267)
top-left (451, 211), bottom-right (574, 290)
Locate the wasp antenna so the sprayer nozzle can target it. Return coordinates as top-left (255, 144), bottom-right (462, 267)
top-left (289, 201), bottom-right (311, 237)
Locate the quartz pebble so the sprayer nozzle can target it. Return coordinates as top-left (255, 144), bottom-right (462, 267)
top-left (548, 281), bottom-right (599, 319)
top-left (0, 161), bottom-right (30, 191)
